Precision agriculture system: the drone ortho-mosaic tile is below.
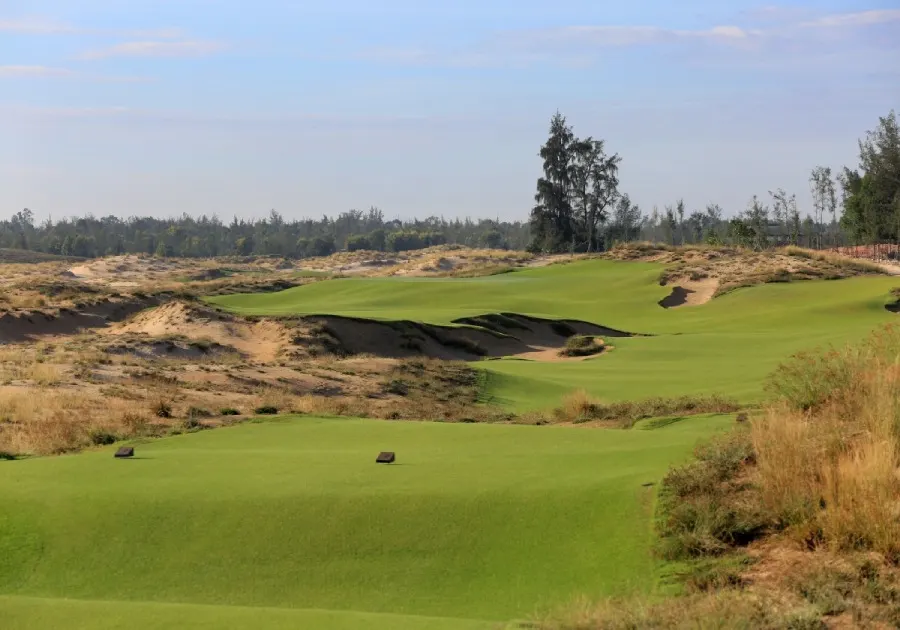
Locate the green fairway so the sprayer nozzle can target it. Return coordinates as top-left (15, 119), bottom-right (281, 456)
top-left (210, 260), bottom-right (900, 408)
top-left (0, 414), bottom-right (732, 629)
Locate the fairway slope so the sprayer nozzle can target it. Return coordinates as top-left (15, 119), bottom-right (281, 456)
top-left (0, 414), bottom-right (734, 627)
top-left (209, 259), bottom-right (900, 409)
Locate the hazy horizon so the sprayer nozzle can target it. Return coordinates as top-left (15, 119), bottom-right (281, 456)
top-left (3, 1), bottom-right (899, 223)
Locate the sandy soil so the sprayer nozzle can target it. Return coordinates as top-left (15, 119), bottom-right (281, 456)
top-left (658, 278), bottom-right (720, 308)
top-left (105, 301), bottom-right (294, 363)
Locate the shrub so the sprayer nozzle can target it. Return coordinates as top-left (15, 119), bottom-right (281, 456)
top-left (181, 416), bottom-right (205, 430)
top-left (553, 392), bottom-right (740, 428)
top-left (383, 379), bottom-right (410, 396)
top-left (657, 430), bottom-right (766, 560)
top-left (121, 412), bottom-right (148, 434)
top-left (754, 324), bottom-right (900, 557)
top-left (254, 405), bottom-right (279, 415)
top-left (219, 408), bottom-right (241, 416)
top-left (559, 335), bottom-right (605, 357)
top-left (151, 399), bottom-right (172, 418)
top-left (186, 406), bottom-right (212, 418)
top-left (88, 428), bottom-right (118, 446)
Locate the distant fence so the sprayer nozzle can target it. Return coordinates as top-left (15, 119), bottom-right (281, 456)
top-left (833, 243), bottom-right (900, 261)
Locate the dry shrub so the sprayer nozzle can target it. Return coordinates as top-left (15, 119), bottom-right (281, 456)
top-left (782, 246), bottom-right (885, 274)
top-left (751, 409), bottom-right (822, 527)
top-left (24, 363), bottom-right (64, 386)
top-left (553, 390), bottom-right (740, 427)
top-left (0, 388), bottom-right (154, 455)
top-left (557, 389), bottom-right (597, 423)
top-left (821, 440), bottom-right (900, 557)
top-left (754, 324), bottom-right (900, 558)
top-left (255, 387), bottom-right (302, 415)
top-left (559, 336), bottom-right (605, 358)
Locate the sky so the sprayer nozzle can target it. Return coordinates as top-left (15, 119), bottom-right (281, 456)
top-left (2, 1), bottom-right (899, 223)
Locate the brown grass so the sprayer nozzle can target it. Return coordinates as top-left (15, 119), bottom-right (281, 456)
top-left (551, 390), bottom-right (740, 427)
top-left (753, 325), bottom-right (900, 557)
top-left (781, 245), bottom-right (886, 274)
top-left (535, 590), bottom-right (820, 630)
top-left (0, 388), bottom-right (147, 454)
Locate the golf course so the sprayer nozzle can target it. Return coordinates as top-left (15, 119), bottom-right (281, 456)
top-left (3, 254), bottom-right (899, 628)
top-left (210, 258), bottom-right (899, 408)
top-left (2, 413), bottom-right (733, 629)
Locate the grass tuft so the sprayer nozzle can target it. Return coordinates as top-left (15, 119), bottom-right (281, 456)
top-left (559, 335), bottom-right (605, 357)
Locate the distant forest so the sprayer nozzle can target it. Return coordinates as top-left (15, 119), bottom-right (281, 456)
top-left (2, 110), bottom-right (896, 259)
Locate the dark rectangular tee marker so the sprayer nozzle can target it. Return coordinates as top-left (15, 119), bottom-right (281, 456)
top-left (114, 446), bottom-right (134, 458)
top-left (376, 452), bottom-right (395, 464)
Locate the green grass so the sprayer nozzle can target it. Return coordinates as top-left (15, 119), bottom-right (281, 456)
top-left (209, 260), bottom-right (899, 409)
top-left (0, 414), bottom-right (733, 629)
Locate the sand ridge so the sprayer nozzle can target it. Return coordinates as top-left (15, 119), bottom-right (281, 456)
top-left (105, 301), bottom-right (294, 363)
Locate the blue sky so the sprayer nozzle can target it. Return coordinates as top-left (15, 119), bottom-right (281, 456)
top-left (2, 1), bottom-right (899, 222)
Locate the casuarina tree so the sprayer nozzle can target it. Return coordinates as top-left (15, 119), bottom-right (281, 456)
top-left (529, 112), bottom-right (622, 253)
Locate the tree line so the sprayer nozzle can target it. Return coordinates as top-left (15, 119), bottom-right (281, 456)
top-left (527, 109), bottom-right (899, 253)
top-left (3, 110), bottom-right (896, 259)
top-left (0, 208), bottom-right (530, 259)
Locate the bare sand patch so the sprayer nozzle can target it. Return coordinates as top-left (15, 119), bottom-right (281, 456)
top-left (658, 278), bottom-right (720, 308)
top-left (105, 301), bottom-right (294, 363)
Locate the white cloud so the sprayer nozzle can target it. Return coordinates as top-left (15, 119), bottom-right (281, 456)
top-left (0, 16), bottom-right (187, 38)
top-left (0, 66), bottom-right (153, 82)
top-left (0, 65), bottom-right (75, 78)
top-left (802, 9), bottom-right (900, 28)
top-left (80, 40), bottom-right (226, 60)
top-left (0, 17), bottom-right (74, 34)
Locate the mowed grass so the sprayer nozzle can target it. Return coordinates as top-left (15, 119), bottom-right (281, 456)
top-left (210, 260), bottom-right (900, 408)
top-left (0, 414), bottom-right (733, 629)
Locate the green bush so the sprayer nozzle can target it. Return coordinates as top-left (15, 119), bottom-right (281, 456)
top-left (383, 379), bottom-right (410, 396)
top-left (88, 429), bottom-right (118, 446)
top-left (219, 408), bottom-right (241, 416)
top-left (254, 406), bottom-right (279, 415)
top-left (657, 431), bottom-right (765, 560)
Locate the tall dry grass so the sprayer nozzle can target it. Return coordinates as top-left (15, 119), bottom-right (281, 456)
top-left (0, 388), bottom-right (149, 455)
top-left (754, 324), bottom-right (900, 558)
top-left (781, 245), bottom-right (886, 274)
top-left (553, 389), bottom-right (740, 427)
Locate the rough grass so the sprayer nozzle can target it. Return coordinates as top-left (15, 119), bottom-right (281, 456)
top-left (532, 329), bottom-right (900, 629)
top-left (535, 590), bottom-right (823, 630)
top-left (550, 323), bottom-right (900, 630)
top-left (781, 246), bottom-right (886, 274)
top-left (754, 324), bottom-right (900, 557)
top-left (559, 336), bottom-right (605, 357)
top-left (664, 326), bottom-right (900, 561)
top-left (552, 389), bottom-right (740, 427)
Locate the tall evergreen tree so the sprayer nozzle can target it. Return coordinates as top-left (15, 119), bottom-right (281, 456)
top-left (841, 110), bottom-right (900, 246)
top-left (529, 112), bottom-right (576, 252)
top-left (529, 112), bottom-right (621, 253)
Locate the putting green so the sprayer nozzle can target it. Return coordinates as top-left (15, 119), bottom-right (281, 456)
top-left (0, 414), bottom-right (732, 629)
top-left (210, 260), bottom-right (899, 408)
